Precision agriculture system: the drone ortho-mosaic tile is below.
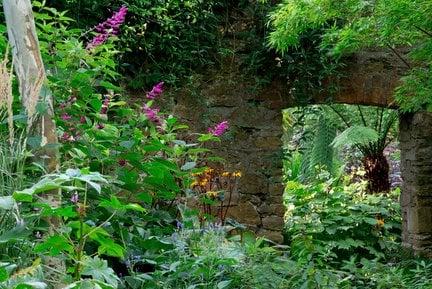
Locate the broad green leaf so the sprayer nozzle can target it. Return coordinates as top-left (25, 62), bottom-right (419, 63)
top-left (34, 235), bottom-right (73, 256)
top-left (137, 192), bottom-right (153, 204)
top-left (81, 257), bottom-right (119, 287)
top-left (0, 224), bottom-right (30, 243)
top-left (96, 237), bottom-right (125, 258)
top-left (217, 280), bottom-right (232, 289)
top-left (198, 134), bottom-right (220, 142)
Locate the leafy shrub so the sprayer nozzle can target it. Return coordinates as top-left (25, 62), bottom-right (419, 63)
top-left (284, 177), bottom-right (402, 264)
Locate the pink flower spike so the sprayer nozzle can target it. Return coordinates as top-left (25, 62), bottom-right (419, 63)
top-left (61, 113), bottom-right (72, 121)
top-left (208, 121), bottom-right (229, 137)
top-left (146, 82), bottom-right (164, 99)
top-left (87, 5), bottom-right (128, 49)
top-left (142, 104), bottom-right (162, 126)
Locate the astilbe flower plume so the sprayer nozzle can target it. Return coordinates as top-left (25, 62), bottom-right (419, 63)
top-left (87, 5), bottom-right (128, 49)
top-left (208, 121), bottom-right (229, 136)
top-left (146, 82), bottom-right (164, 99)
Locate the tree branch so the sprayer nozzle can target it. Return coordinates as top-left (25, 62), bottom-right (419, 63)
top-left (414, 25), bottom-right (432, 38)
top-left (386, 44), bottom-right (411, 69)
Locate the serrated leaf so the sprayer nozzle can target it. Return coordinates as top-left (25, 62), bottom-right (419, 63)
top-left (81, 257), bottom-right (119, 287)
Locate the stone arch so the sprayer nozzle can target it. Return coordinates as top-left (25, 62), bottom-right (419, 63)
top-left (173, 48), bottom-right (429, 255)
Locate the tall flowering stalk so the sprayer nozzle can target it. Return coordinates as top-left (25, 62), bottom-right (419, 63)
top-left (141, 82), bottom-right (166, 129)
top-left (87, 5), bottom-right (128, 49)
top-left (208, 121), bottom-right (229, 136)
top-left (146, 82), bottom-right (164, 99)
top-left (142, 104), bottom-right (162, 127)
top-left (191, 167), bottom-right (241, 225)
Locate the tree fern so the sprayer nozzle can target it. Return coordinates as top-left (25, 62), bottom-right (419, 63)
top-left (301, 115), bottom-right (337, 181)
top-left (331, 126), bottom-right (379, 149)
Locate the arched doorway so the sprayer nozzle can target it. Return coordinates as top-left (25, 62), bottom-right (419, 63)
top-left (173, 49), bottom-right (431, 256)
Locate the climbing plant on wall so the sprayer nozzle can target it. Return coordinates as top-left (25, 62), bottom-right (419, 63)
top-left (42, 0), bottom-right (336, 96)
top-left (269, 0), bottom-right (432, 112)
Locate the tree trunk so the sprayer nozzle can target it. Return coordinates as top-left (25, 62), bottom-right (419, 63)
top-left (2, 0), bottom-right (64, 287)
top-left (362, 153), bottom-right (390, 193)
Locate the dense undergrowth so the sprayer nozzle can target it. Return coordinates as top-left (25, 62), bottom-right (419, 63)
top-left (0, 1), bottom-right (432, 288)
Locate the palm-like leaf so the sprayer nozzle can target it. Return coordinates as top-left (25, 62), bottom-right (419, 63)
top-left (331, 126), bottom-right (379, 149)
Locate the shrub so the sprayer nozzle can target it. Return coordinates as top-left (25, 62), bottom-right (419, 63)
top-left (284, 177), bottom-right (402, 264)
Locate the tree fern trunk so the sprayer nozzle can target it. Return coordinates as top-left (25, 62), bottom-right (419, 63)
top-left (362, 153), bottom-right (390, 193)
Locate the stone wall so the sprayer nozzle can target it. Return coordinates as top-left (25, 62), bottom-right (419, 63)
top-left (165, 48), bottom-right (408, 243)
top-left (400, 112), bottom-right (432, 257)
top-left (173, 74), bottom-right (288, 243)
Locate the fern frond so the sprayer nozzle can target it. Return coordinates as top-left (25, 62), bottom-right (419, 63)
top-left (301, 115), bottom-right (337, 181)
top-left (331, 126), bottom-right (379, 149)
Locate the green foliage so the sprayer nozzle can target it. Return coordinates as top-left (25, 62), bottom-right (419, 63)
top-left (0, 259), bottom-right (47, 289)
top-left (4, 2), bottom-right (432, 289)
top-left (284, 104), bottom-right (397, 186)
top-left (1, 2), bottom-right (229, 286)
top-left (285, 178), bottom-right (401, 263)
top-left (331, 125), bottom-right (379, 149)
top-left (304, 115), bottom-right (337, 178)
top-left (47, 0), bottom-right (274, 88)
top-left (269, 0), bottom-right (432, 112)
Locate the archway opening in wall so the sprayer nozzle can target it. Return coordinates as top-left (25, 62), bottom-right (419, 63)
top-left (281, 103), bottom-right (402, 257)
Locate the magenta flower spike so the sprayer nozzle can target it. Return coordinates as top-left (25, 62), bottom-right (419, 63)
top-left (146, 82), bottom-right (164, 99)
top-left (87, 5), bottom-right (128, 49)
top-left (61, 113), bottom-right (72, 121)
top-left (208, 121), bottom-right (229, 137)
top-left (142, 104), bottom-right (162, 126)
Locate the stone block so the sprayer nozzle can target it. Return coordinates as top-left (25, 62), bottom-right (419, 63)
top-left (262, 215), bottom-right (284, 230)
top-left (270, 204), bottom-right (286, 217)
top-left (256, 229), bottom-right (284, 243)
top-left (254, 136), bottom-right (282, 150)
top-left (227, 201), bottom-right (261, 226)
top-left (407, 206), bottom-right (432, 234)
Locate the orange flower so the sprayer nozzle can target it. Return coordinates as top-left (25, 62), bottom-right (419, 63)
top-left (376, 217), bottom-right (385, 227)
top-left (232, 171), bottom-right (242, 177)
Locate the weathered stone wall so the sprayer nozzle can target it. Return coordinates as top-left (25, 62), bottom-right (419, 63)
top-left (400, 112), bottom-right (432, 257)
top-left (164, 48), bottom-right (408, 243)
top-left (173, 73), bottom-right (288, 243)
